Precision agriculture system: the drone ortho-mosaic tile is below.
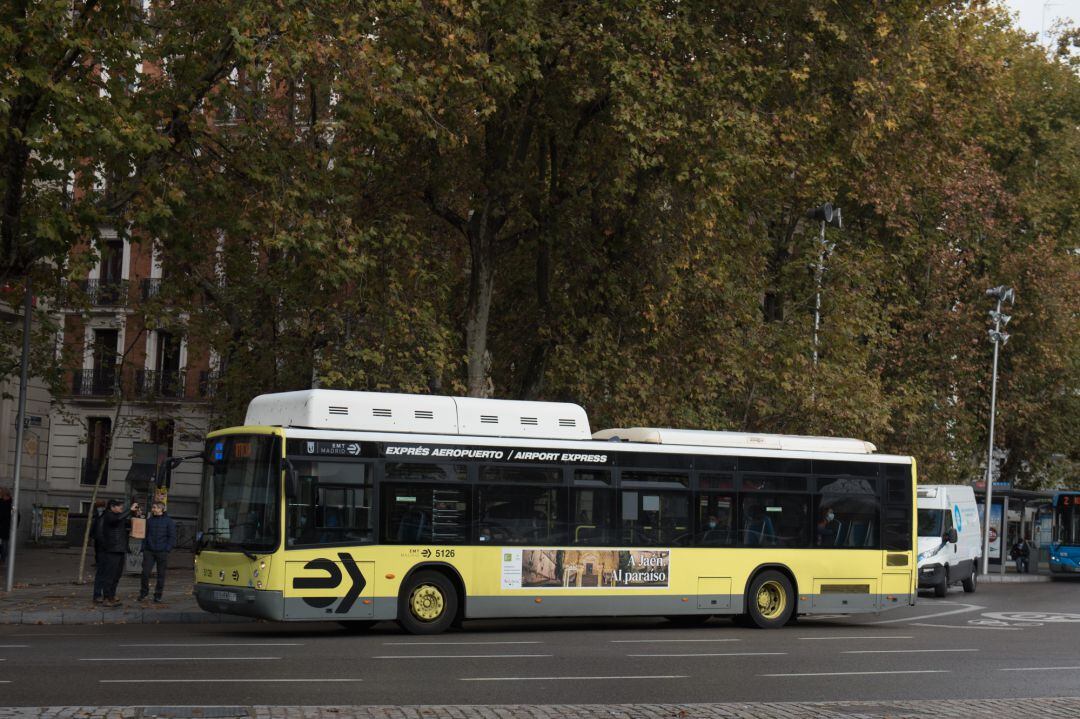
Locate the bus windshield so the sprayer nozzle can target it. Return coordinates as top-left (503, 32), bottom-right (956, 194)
top-left (917, 508), bottom-right (946, 537)
top-left (1056, 497), bottom-right (1080, 546)
top-left (199, 435), bottom-right (280, 552)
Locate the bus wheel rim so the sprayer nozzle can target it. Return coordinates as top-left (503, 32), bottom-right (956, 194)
top-left (756, 580), bottom-right (786, 620)
top-left (410, 584), bottom-right (445, 622)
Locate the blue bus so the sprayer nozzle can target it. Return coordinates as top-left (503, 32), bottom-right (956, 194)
top-left (1049, 492), bottom-right (1080, 576)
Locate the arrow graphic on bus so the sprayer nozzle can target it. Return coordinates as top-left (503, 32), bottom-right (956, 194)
top-left (293, 553), bottom-right (366, 613)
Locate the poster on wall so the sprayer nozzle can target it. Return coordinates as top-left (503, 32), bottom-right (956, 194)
top-left (40, 508), bottom-right (55, 538)
top-left (988, 503), bottom-right (1003, 559)
top-left (501, 548), bottom-right (669, 589)
top-left (53, 507), bottom-right (69, 537)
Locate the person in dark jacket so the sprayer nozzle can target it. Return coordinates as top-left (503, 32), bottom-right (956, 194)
top-left (100, 498), bottom-right (137, 606)
top-left (0, 487), bottom-right (12, 564)
top-left (89, 499), bottom-right (108, 602)
top-left (140, 502), bottom-right (176, 602)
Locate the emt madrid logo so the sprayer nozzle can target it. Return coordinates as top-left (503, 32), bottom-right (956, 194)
top-left (292, 552), bottom-right (366, 613)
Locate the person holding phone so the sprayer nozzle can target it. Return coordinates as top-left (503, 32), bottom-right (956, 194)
top-left (100, 499), bottom-right (136, 607)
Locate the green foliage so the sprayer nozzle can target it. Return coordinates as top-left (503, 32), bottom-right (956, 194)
top-left (6, 1), bottom-right (1078, 487)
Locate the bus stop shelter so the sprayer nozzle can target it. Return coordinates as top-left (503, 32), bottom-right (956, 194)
top-left (971, 481), bottom-right (1054, 573)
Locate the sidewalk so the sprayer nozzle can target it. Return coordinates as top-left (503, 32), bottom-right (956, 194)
top-left (980, 562), bottom-right (1052, 583)
top-left (0, 545), bottom-right (246, 625)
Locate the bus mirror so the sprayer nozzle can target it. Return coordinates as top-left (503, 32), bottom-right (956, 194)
top-left (284, 459), bottom-right (299, 499)
top-left (947, 528), bottom-right (958, 544)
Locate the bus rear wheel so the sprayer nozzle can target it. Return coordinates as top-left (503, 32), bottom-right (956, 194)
top-left (746, 570), bottom-right (794, 629)
top-left (398, 570), bottom-right (458, 635)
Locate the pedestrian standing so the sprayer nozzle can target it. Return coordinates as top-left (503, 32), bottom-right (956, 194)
top-left (0, 487), bottom-right (12, 564)
top-left (1010, 536), bottom-right (1031, 574)
top-left (89, 499), bottom-right (108, 602)
top-left (139, 501), bottom-right (176, 603)
top-left (100, 499), bottom-right (137, 606)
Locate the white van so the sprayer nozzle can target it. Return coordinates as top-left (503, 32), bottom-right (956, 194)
top-left (917, 485), bottom-right (982, 596)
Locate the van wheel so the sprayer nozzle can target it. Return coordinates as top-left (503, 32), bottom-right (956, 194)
top-left (933, 575), bottom-right (947, 597)
top-left (398, 570), bottom-right (458, 635)
top-left (962, 567), bottom-right (977, 593)
top-left (745, 570), bottom-right (794, 629)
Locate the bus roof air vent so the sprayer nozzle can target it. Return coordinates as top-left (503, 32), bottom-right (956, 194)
top-left (243, 390), bottom-right (591, 440)
top-left (591, 427), bottom-right (876, 454)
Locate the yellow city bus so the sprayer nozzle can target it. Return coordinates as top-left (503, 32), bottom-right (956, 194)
top-left (194, 390), bottom-right (916, 633)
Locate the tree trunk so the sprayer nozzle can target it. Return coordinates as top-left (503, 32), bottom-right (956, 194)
top-left (465, 216), bottom-right (496, 398)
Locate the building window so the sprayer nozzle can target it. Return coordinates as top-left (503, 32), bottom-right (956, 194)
top-left (81, 417), bottom-right (112, 485)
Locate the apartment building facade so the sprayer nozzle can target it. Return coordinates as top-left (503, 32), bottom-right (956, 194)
top-left (2, 233), bottom-right (218, 544)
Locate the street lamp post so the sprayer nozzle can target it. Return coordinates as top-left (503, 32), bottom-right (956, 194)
top-left (807, 203), bottom-right (842, 376)
top-left (981, 285), bottom-right (1014, 576)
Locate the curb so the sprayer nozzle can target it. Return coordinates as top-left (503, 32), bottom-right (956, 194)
top-left (980, 574), bottom-right (1051, 583)
top-left (0, 608), bottom-right (252, 625)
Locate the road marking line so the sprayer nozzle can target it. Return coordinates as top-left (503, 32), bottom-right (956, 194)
top-left (798, 636), bottom-right (912, 640)
top-left (101, 679), bottom-right (363, 684)
top-left (462, 675), bottom-right (687, 682)
top-left (841, 649), bottom-right (978, 654)
top-left (383, 641), bottom-right (542, 646)
top-left (762, 670), bottom-right (951, 677)
top-left (0, 645), bottom-right (29, 648)
top-left (628, 652), bottom-right (786, 658)
top-left (119, 643), bottom-right (303, 647)
top-left (374, 654), bottom-right (551, 659)
top-left (913, 623), bottom-right (1021, 631)
top-left (871, 603), bottom-right (984, 624)
top-left (611, 639), bottom-right (741, 643)
top-left (1000, 666), bottom-right (1080, 672)
top-left (81, 657), bottom-right (280, 662)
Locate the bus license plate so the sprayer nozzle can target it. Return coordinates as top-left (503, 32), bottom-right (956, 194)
top-left (212, 590), bottom-right (238, 602)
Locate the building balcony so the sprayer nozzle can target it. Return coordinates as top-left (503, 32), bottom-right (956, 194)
top-left (135, 369), bottom-right (186, 399)
top-left (70, 368), bottom-right (119, 397)
top-left (198, 370), bottom-right (221, 399)
top-left (65, 279), bottom-right (130, 308)
top-left (140, 277), bottom-right (161, 300)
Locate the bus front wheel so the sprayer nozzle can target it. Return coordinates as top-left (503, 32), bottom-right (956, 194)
top-left (398, 570), bottom-right (458, 635)
top-left (746, 570), bottom-right (794, 629)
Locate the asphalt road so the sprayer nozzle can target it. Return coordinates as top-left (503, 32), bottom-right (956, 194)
top-left (2, 580), bottom-right (1079, 707)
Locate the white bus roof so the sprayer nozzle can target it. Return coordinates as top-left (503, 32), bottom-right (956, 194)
top-left (592, 427), bottom-right (877, 455)
top-left (244, 389), bottom-right (592, 441)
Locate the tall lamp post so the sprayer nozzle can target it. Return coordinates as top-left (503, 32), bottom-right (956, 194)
top-left (807, 203), bottom-right (842, 376)
top-left (981, 285), bottom-right (1014, 576)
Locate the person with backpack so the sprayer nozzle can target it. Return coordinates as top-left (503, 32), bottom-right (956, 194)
top-left (89, 499), bottom-right (108, 603)
top-left (139, 501), bottom-right (176, 603)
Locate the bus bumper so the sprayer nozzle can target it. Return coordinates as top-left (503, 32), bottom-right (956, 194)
top-left (194, 582), bottom-right (284, 620)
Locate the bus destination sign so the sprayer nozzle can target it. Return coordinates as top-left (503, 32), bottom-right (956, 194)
top-left (382, 444), bottom-right (610, 465)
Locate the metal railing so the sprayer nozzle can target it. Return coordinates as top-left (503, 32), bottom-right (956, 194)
top-left (70, 368), bottom-right (119, 397)
top-left (72, 279), bottom-right (129, 307)
top-left (135, 369), bottom-right (186, 399)
top-left (140, 277), bottom-right (161, 300)
top-left (198, 370), bottom-right (221, 399)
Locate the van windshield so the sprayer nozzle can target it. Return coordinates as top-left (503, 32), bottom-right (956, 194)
top-left (917, 508), bottom-right (946, 537)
